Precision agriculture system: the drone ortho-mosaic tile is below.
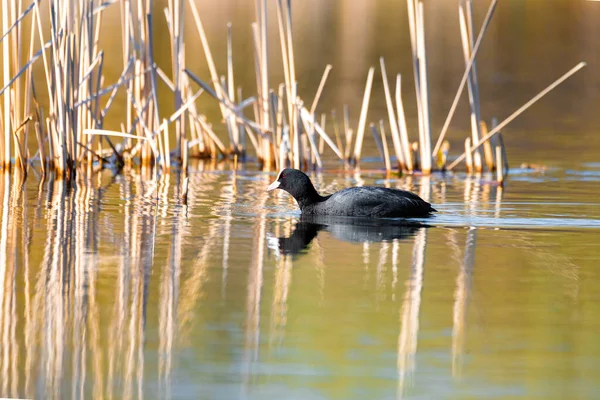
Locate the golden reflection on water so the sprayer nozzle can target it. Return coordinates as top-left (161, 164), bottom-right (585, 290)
top-left (241, 176), bottom-right (268, 395)
top-left (0, 166), bottom-right (597, 398)
top-left (396, 176), bottom-right (430, 399)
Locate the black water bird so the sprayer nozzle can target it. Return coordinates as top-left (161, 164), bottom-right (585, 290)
top-left (267, 168), bottom-right (436, 218)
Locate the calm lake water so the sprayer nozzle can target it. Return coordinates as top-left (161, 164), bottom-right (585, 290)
top-left (0, 160), bottom-right (599, 400)
top-left (2, 0), bottom-right (600, 399)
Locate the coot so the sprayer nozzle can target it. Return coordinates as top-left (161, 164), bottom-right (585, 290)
top-left (267, 168), bottom-right (436, 218)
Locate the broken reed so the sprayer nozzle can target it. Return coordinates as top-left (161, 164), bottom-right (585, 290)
top-left (0, 0), bottom-right (588, 181)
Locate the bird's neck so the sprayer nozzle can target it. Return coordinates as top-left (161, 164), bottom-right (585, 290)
top-left (295, 184), bottom-right (325, 210)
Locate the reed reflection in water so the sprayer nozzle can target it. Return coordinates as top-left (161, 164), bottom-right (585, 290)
top-left (0, 167), bottom-right (575, 400)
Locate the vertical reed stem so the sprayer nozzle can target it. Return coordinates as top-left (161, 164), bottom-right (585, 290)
top-left (459, 1), bottom-right (482, 172)
top-left (395, 74), bottom-right (413, 172)
top-left (379, 120), bottom-right (391, 173)
top-left (416, 1), bottom-right (432, 174)
top-left (352, 67), bottom-right (375, 165)
top-left (495, 146), bottom-right (503, 185)
top-left (380, 58), bottom-right (404, 170)
top-left (2, 0), bottom-right (11, 168)
top-left (465, 138), bottom-right (473, 174)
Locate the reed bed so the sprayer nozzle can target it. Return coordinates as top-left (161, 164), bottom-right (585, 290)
top-left (0, 0), bottom-right (586, 183)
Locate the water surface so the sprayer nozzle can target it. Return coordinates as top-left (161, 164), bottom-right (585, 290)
top-left (0, 162), bottom-right (598, 399)
top-left (1, 0), bottom-right (600, 398)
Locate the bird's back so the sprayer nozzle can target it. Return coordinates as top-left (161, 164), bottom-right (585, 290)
top-left (304, 186), bottom-right (435, 218)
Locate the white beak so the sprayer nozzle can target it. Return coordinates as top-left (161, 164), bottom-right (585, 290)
top-left (267, 180), bottom-right (280, 192)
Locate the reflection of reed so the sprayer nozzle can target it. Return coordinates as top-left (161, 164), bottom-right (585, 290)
top-left (26, 176), bottom-right (54, 399)
top-left (363, 242), bottom-right (370, 268)
top-left (10, 172), bottom-right (107, 400)
top-left (221, 174), bottom-right (234, 297)
top-left (0, 168), bottom-right (200, 399)
top-left (242, 178), bottom-right (269, 392)
top-left (463, 173), bottom-right (505, 216)
top-left (132, 176), bottom-right (156, 400)
top-left (392, 240), bottom-right (400, 293)
top-left (13, 170), bottom-right (29, 399)
top-left (269, 245), bottom-right (292, 350)
top-left (312, 235), bottom-right (326, 301)
top-left (107, 172), bottom-right (156, 400)
top-left (0, 171), bottom-right (20, 399)
top-left (159, 174), bottom-right (186, 400)
top-left (22, 176), bottom-right (37, 398)
top-left (452, 227), bottom-right (477, 378)
top-left (0, 173), bottom-right (8, 397)
top-left (397, 177), bottom-right (430, 399)
top-left (464, 174), bottom-right (480, 212)
top-left (495, 184), bottom-right (503, 219)
top-left (9, 172), bottom-right (22, 397)
top-left (177, 172), bottom-right (220, 343)
top-left (40, 176), bottom-right (69, 399)
top-left (376, 242), bottom-right (389, 295)
top-left (176, 218), bottom-right (217, 343)
top-left (107, 173), bottom-right (134, 400)
top-left (74, 172), bottom-right (104, 400)
top-left (268, 217), bottom-right (295, 351)
top-left (397, 227), bottom-right (426, 399)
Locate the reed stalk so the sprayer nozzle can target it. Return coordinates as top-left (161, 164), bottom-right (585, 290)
top-left (370, 123), bottom-right (385, 167)
top-left (416, 1), bottom-right (432, 174)
top-left (34, 121), bottom-right (45, 174)
top-left (181, 176), bottom-right (189, 205)
top-left (300, 107), bottom-right (343, 160)
top-left (310, 64), bottom-right (333, 115)
top-left (480, 121), bottom-right (495, 171)
top-left (227, 23), bottom-right (240, 153)
top-left (433, 0), bottom-right (498, 156)
top-left (495, 146), bottom-right (504, 185)
top-left (167, 0), bottom-right (185, 161)
top-left (301, 116), bottom-right (322, 169)
top-left (162, 119), bottom-right (171, 172)
top-left (2, 0), bottom-right (11, 168)
top-left (275, 0), bottom-right (292, 148)
top-left (448, 62), bottom-right (586, 170)
top-left (436, 140), bottom-right (450, 170)
top-left (406, 0), bottom-right (424, 171)
top-left (458, 1), bottom-right (483, 172)
top-left (379, 120), bottom-right (392, 173)
top-left (331, 109), bottom-right (343, 157)
top-left (188, 0), bottom-right (228, 125)
top-left (318, 113), bottom-right (326, 154)
top-left (491, 117), bottom-right (509, 177)
top-left (380, 58), bottom-right (404, 170)
top-left (257, 0), bottom-right (271, 169)
top-left (465, 138), bottom-right (473, 174)
top-left (343, 105), bottom-right (351, 159)
top-left (395, 74), bottom-right (413, 172)
top-left (352, 67), bottom-right (375, 165)
top-left (275, 0), bottom-right (298, 169)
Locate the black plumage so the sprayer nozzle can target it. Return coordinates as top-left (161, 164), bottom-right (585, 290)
top-left (267, 168), bottom-right (436, 218)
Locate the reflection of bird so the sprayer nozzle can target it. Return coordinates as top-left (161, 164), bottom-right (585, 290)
top-left (267, 221), bottom-right (325, 257)
top-left (268, 216), bottom-right (426, 258)
top-left (268, 168), bottom-right (436, 218)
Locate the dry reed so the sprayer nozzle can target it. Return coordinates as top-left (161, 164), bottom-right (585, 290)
top-left (0, 0), bottom-right (585, 179)
top-left (448, 62), bottom-right (586, 171)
